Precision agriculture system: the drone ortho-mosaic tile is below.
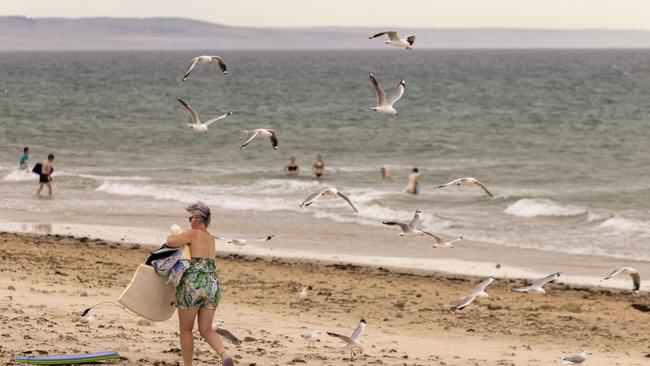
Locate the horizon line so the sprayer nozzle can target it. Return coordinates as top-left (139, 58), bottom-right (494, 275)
top-left (2, 15), bottom-right (650, 33)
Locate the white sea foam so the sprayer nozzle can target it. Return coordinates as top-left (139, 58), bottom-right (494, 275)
top-left (94, 180), bottom-right (450, 233)
top-left (2, 170), bottom-right (36, 182)
top-left (75, 173), bottom-right (150, 182)
top-left (504, 198), bottom-right (587, 218)
top-left (598, 217), bottom-right (650, 236)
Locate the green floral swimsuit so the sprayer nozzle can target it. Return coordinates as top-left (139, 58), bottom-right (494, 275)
top-left (175, 258), bottom-right (222, 309)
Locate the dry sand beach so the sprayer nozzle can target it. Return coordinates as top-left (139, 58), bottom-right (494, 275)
top-left (1, 232), bottom-right (649, 365)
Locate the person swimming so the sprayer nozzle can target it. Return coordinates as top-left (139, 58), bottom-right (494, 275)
top-left (283, 156), bottom-right (299, 176)
top-left (380, 166), bottom-right (392, 180)
top-left (406, 167), bottom-right (420, 195)
top-left (312, 154), bottom-right (324, 178)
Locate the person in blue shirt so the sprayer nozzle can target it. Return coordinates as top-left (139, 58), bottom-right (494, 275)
top-left (19, 147), bottom-right (29, 170)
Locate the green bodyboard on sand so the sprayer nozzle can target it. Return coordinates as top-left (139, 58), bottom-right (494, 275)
top-left (15, 350), bottom-right (119, 364)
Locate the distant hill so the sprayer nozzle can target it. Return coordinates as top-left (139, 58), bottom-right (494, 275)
top-left (1, 16), bottom-right (650, 50)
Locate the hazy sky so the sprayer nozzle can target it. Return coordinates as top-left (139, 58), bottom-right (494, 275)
top-left (2, 0), bottom-right (650, 29)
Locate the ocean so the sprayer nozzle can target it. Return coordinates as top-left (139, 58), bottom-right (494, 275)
top-left (1, 49), bottom-right (650, 262)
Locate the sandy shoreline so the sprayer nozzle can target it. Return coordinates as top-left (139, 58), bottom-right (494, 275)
top-left (1, 210), bottom-right (649, 292)
top-left (1, 231), bottom-right (649, 365)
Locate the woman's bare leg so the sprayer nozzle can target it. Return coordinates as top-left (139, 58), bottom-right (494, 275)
top-left (178, 308), bottom-right (199, 366)
top-left (197, 308), bottom-right (227, 359)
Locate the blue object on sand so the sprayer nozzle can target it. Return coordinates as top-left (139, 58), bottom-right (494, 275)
top-left (15, 350), bottom-right (119, 364)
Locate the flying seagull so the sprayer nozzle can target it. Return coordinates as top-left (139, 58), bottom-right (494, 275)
top-left (430, 235), bottom-right (464, 248)
top-left (383, 210), bottom-right (443, 240)
top-left (562, 351), bottom-right (588, 364)
top-left (241, 129), bottom-right (278, 150)
top-left (327, 318), bottom-right (366, 359)
top-left (603, 267), bottom-right (640, 293)
top-left (301, 330), bottom-right (321, 348)
top-left (369, 72), bottom-right (405, 115)
top-left (212, 319), bottom-right (242, 346)
top-left (511, 272), bottom-right (560, 294)
top-left (369, 31), bottom-right (416, 50)
top-left (454, 277), bottom-right (495, 312)
top-left (300, 187), bottom-right (358, 213)
top-left (436, 177), bottom-right (494, 197)
top-left (213, 234), bottom-right (275, 247)
top-left (183, 55), bottom-right (227, 81)
top-left (177, 97), bottom-right (231, 133)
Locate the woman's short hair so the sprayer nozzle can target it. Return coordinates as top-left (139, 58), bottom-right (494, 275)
top-left (185, 201), bottom-right (211, 226)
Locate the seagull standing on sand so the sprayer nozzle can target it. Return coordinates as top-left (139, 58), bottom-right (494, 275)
top-left (562, 351), bottom-right (588, 364)
top-left (301, 330), bottom-right (321, 347)
top-left (383, 210), bottom-right (448, 242)
top-left (603, 267), bottom-right (640, 293)
top-left (213, 234), bottom-right (275, 247)
top-left (454, 277), bottom-right (495, 311)
top-left (241, 129), bottom-right (278, 150)
top-left (369, 72), bottom-right (405, 115)
top-left (327, 318), bottom-right (366, 359)
top-left (212, 320), bottom-right (242, 346)
top-left (369, 31), bottom-right (416, 49)
top-left (183, 55), bottom-right (228, 81)
top-left (300, 187), bottom-right (358, 213)
top-left (76, 310), bottom-right (95, 331)
top-left (176, 97), bottom-right (232, 133)
top-left (511, 272), bottom-right (560, 294)
top-left (436, 177), bottom-right (494, 197)
top-left (297, 287), bottom-right (308, 302)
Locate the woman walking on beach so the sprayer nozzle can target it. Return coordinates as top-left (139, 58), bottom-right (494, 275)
top-left (167, 201), bottom-right (234, 366)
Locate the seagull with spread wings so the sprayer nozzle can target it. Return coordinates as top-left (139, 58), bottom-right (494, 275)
top-left (327, 318), bottom-right (366, 359)
top-left (382, 210), bottom-right (450, 243)
top-left (300, 187), bottom-right (358, 213)
top-left (368, 72), bottom-right (406, 115)
top-left (454, 277), bottom-right (495, 312)
top-left (436, 177), bottom-right (494, 197)
top-left (369, 31), bottom-right (416, 49)
top-left (183, 55), bottom-right (228, 81)
top-left (213, 234), bottom-right (274, 247)
top-left (511, 272), bottom-right (560, 294)
top-left (603, 267), bottom-right (640, 293)
top-left (240, 129), bottom-right (278, 150)
top-left (429, 234), bottom-right (464, 248)
top-left (176, 97), bottom-right (231, 133)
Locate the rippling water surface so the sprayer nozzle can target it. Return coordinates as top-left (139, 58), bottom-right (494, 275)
top-left (1, 50), bottom-right (649, 260)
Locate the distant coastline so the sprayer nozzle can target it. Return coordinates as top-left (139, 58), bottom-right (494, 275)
top-left (1, 16), bottom-right (650, 50)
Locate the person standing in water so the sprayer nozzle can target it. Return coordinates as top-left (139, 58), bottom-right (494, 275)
top-left (283, 156), bottom-right (299, 176)
top-left (406, 167), bottom-right (420, 195)
top-left (166, 201), bottom-right (234, 366)
top-left (380, 166), bottom-right (392, 180)
top-left (36, 153), bottom-right (54, 196)
top-left (312, 154), bottom-right (325, 179)
top-left (19, 147), bottom-right (29, 171)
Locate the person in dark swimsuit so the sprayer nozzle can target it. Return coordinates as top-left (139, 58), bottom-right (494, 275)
top-left (312, 154), bottom-right (324, 178)
top-left (283, 156), bottom-right (299, 176)
top-left (36, 153), bottom-right (54, 196)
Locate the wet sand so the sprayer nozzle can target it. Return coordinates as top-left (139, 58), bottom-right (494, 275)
top-left (1, 232), bottom-right (649, 365)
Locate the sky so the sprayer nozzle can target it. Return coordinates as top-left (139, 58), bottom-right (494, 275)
top-left (2, 0), bottom-right (650, 30)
